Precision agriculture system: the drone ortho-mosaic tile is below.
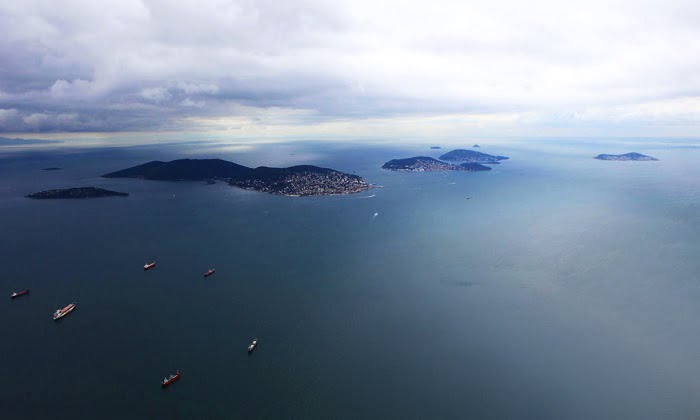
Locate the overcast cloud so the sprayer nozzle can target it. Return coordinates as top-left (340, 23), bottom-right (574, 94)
top-left (1, 0), bottom-right (699, 137)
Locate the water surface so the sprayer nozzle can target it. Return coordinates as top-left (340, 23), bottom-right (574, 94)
top-left (1, 140), bottom-right (699, 419)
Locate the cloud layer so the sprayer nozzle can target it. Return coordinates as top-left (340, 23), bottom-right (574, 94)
top-left (1, 0), bottom-right (700, 136)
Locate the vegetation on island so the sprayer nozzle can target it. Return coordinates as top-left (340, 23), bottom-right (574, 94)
top-left (382, 156), bottom-right (491, 172)
top-left (438, 149), bottom-right (508, 163)
top-left (103, 159), bottom-right (370, 196)
top-left (27, 187), bottom-right (129, 199)
top-left (594, 152), bottom-right (658, 161)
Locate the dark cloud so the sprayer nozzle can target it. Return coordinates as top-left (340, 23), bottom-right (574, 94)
top-left (1, 0), bottom-right (700, 134)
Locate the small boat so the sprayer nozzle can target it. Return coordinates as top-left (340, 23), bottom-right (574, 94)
top-left (161, 370), bottom-right (181, 388)
top-left (203, 269), bottom-right (216, 277)
top-left (247, 338), bottom-right (258, 353)
top-left (53, 303), bottom-right (76, 320)
top-left (11, 289), bottom-right (29, 299)
top-left (144, 261), bottom-right (156, 271)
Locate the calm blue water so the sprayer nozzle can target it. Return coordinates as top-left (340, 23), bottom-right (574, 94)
top-left (1, 140), bottom-right (700, 419)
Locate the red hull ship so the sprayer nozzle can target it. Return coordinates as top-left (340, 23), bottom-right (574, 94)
top-left (161, 370), bottom-right (180, 388)
top-left (203, 269), bottom-right (216, 277)
top-left (11, 289), bottom-right (29, 299)
top-left (53, 302), bottom-right (76, 320)
top-left (144, 261), bottom-right (156, 271)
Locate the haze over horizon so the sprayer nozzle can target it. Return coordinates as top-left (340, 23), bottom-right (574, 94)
top-left (2, 0), bottom-right (700, 142)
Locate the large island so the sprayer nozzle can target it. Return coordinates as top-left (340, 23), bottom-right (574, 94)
top-left (27, 187), bottom-right (129, 199)
top-left (382, 156), bottom-right (491, 172)
top-left (594, 152), bottom-right (659, 161)
top-left (103, 159), bottom-right (370, 196)
top-left (439, 149), bottom-right (508, 163)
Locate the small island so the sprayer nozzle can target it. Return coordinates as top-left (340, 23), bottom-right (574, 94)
top-left (382, 156), bottom-right (491, 172)
top-left (430, 146), bottom-right (442, 149)
top-left (27, 187), bottom-right (129, 199)
top-left (439, 149), bottom-right (508, 163)
top-left (473, 144), bottom-right (481, 148)
top-left (594, 152), bottom-right (659, 161)
top-left (42, 167), bottom-right (62, 171)
top-left (103, 159), bottom-right (370, 196)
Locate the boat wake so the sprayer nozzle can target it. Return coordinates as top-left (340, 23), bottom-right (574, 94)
top-left (356, 194), bottom-right (376, 199)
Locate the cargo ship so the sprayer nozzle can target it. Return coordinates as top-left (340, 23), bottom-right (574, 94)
top-left (203, 269), bottom-right (216, 277)
top-left (161, 370), bottom-right (180, 388)
top-left (144, 261), bottom-right (156, 271)
top-left (11, 289), bottom-right (29, 299)
top-left (53, 303), bottom-right (76, 320)
top-left (248, 338), bottom-right (258, 353)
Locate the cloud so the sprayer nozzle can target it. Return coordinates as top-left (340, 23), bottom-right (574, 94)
top-left (140, 87), bottom-right (172, 102)
top-left (49, 78), bottom-right (105, 99)
top-left (179, 98), bottom-right (205, 107)
top-left (0, 0), bottom-right (699, 136)
top-left (23, 112), bottom-right (79, 129)
top-left (0, 108), bottom-right (19, 126)
top-left (174, 82), bottom-right (219, 95)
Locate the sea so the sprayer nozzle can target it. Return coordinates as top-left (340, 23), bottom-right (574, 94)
top-left (1, 138), bottom-right (699, 419)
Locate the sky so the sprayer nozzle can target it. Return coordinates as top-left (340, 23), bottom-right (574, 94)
top-left (1, 0), bottom-right (700, 141)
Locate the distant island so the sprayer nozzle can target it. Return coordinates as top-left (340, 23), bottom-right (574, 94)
top-left (42, 167), bottom-right (62, 171)
top-left (382, 156), bottom-right (491, 172)
top-left (473, 144), bottom-right (481, 148)
top-left (27, 187), bottom-right (129, 199)
top-left (430, 146), bottom-right (442, 149)
top-left (439, 149), bottom-right (508, 163)
top-left (594, 152), bottom-right (659, 161)
top-left (103, 159), bottom-right (370, 196)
